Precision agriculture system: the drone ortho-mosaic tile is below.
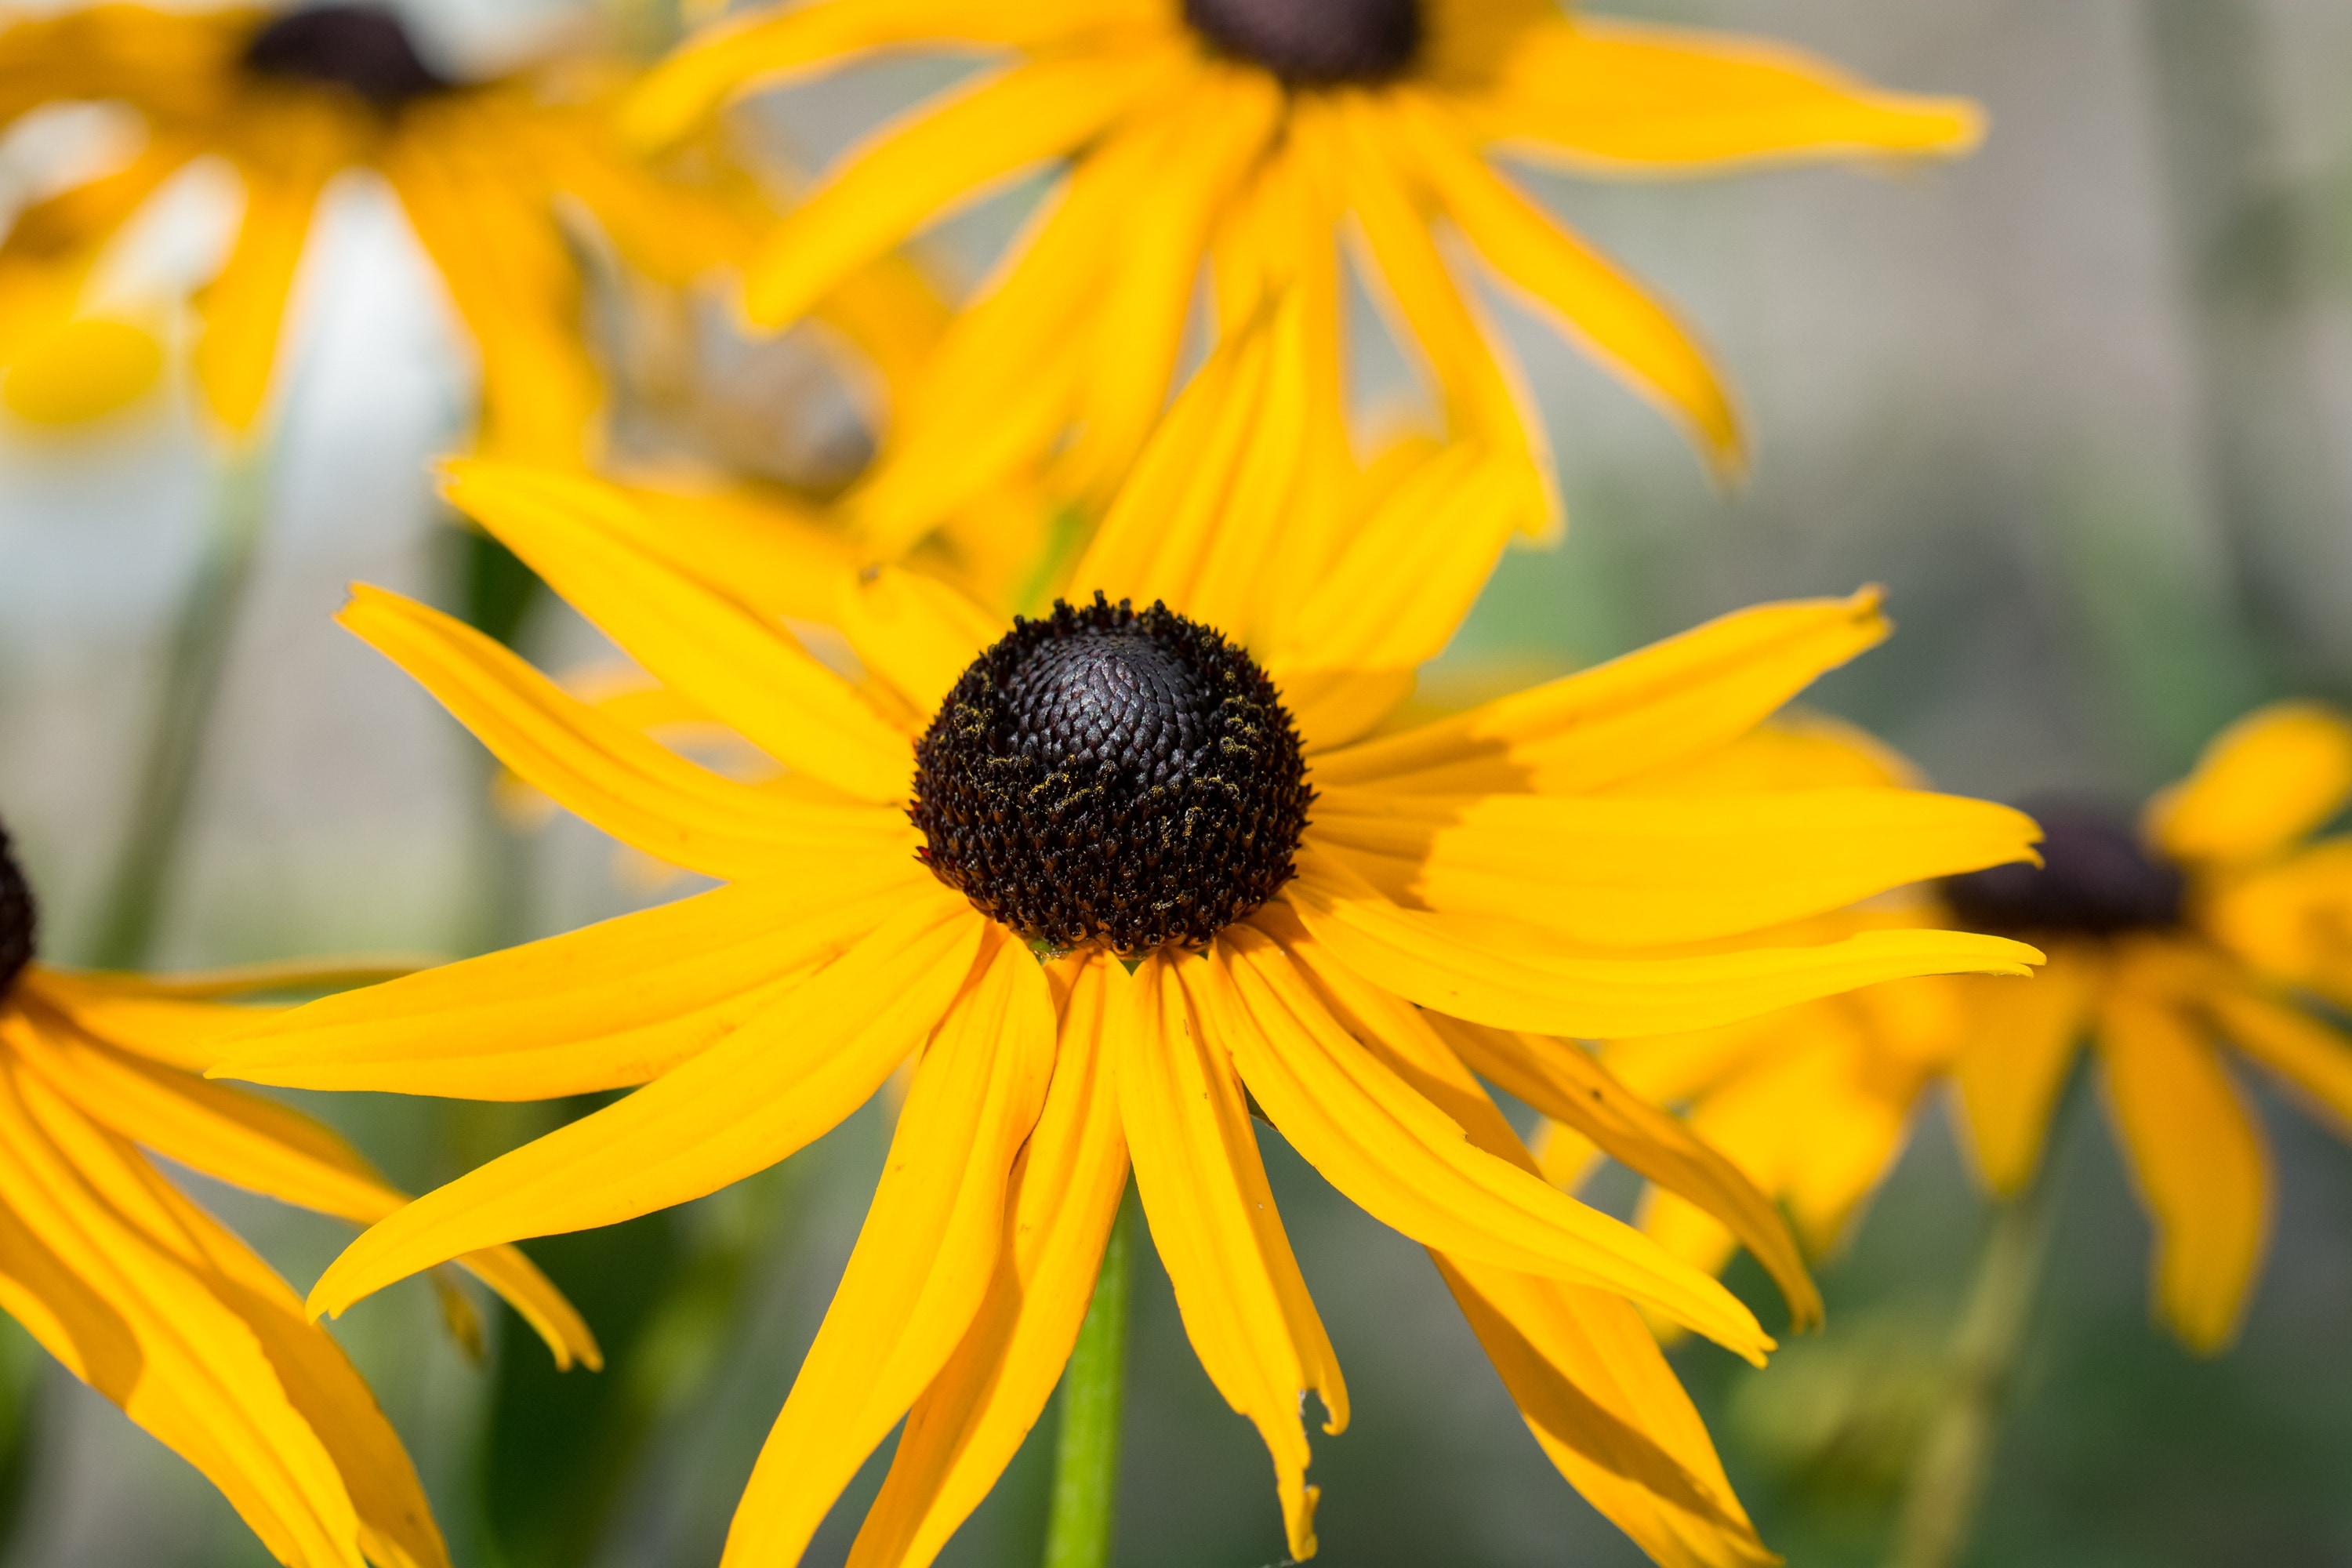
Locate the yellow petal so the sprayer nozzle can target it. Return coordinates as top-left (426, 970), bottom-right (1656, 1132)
top-left (1267, 445), bottom-right (1524, 752)
top-left (1287, 845), bottom-right (2039, 1038)
top-left (848, 952), bottom-right (1131, 1568)
top-left (745, 48), bottom-right (1194, 328)
top-left (2097, 993), bottom-right (2270, 1353)
top-left (389, 103), bottom-right (604, 463)
top-left (833, 565), bottom-right (1006, 719)
top-left (721, 927), bottom-right (1055, 1567)
top-left (619, 0), bottom-right (1142, 151)
top-left (342, 584), bottom-right (909, 880)
top-left (1309, 590), bottom-right (1889, 794)
top-left (0, 1058), bottom-right (384, 1568)
top-left (1055, 67), bottom-right (1283, 503)
top-left (1311, 785), bottom-right (2041, 948)
top-left (1385, 89), bottom-right (1740, 469)
top-left (4, 1007), bottom-right (600, 1371)
top-left (1475, 16), bottom-right (1982, 170)
top-left (215, 869), bottom-right (924, 1099)
top-left (1953, 949), bottom-right (2100, 1196)
top-left (302, 895), bottom-right (987, 1319)
top-left (1315, 94), bottom-right (1550, 526)
top-left (851, 127), bottom-right (1134, 554)
top-left (1419, 1009), bottom-right (1818, 1329)
top-left (1119, 950), bottom-right (1344, 1563)
top-left (441, 460), bottom-right (916, 799)
top-left (1657, 1031), bottom-right (1915, 1261)
top-left (1437, 1261), bottom-right (1775, 1568)
top-left (4, 314), bottom-right (163, 424)
top-left (2148, 701), bottom-right (2352, 866)
top-left (1064, 293), bottom-right (1281, 630)
top-left (2207, 989), bottom-right (2352, 1140)
top-left (303, 893), bottom-right (983, 1316)
top-left (198, 129), bottom-right (342, 434)
top-left (613, 481), bottom-right (858, 625)
top-left (1210, 923), bottom-right (1771, 1359)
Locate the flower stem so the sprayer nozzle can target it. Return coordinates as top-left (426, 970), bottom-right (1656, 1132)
top-left (1044, 1195), bottom-right (1133, 1568)
top-left (88, 448), bottom-right (271, 968)
top-left (1885, 1163), bottom-right (2059, 1568)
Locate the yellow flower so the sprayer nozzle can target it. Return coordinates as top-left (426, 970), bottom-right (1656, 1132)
top-left (0, 822), bottom-right (597, 1568)
top-left (212, 322), bottom-right (2038, 1568)
top-left (0, 3), bottom-right (863, 456)
top-left (1563, 702), bottom-right (2352, 1355)
top-left (622, 0), bottom-right (1981, 549)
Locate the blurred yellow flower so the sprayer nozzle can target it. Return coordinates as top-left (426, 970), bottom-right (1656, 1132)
top-left (0, 821), bottom-right (596, 1568)
top-left (1556, 702), bottom-right (2352, 1355)
top-left (0, 3), bottom-right (808, 456)
top-left (1, 313), bottom-right (164, 423)
top-left (624, 0), bottom-right (1981, 550)
top-left (213, 319), bottom-right (2041, 1568)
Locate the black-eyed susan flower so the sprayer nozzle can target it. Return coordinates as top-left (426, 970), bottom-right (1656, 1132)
top-left (622, 0), bottom-right (1982, 549)
top-left (212, 322), bottom-right (2041, 1567)
top-left (1563, 702), bottom-right (2352, 1355)
top-left (0, 818), bottom-right (597, 1568)
top-left (0, 2), bottom-right (907, 457)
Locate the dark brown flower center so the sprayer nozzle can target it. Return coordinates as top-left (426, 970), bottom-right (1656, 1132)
top-left (1181, 0), bottom-right (1421, 85)
top-left (243, 5), bottom-right (450, 110)
top-left (1941, 799), bottom-right (2186, 939)
top-left (909, 593), bottom-right (1312, 954)
top-left (0, 821), bottom-right (35, 1003)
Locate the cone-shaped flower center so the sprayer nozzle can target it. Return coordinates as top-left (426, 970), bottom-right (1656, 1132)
top-left (910, 593), bottom-right (1312, 954)
top-left (1942, 799), bottom-right (2185, 938)
top-left (0, 821), bottom-right (34, 1003)
top-left (243, 5), bottom-right (449, 109)
top-left (1182, 0), bottom-right (1421, 85)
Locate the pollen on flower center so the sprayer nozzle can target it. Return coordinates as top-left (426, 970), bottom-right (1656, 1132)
top-left (1941, 798), bottom-right (2186, 938)
top-left (1181, 0), bottom-right (1421, 86)
top-left (243, 5), bottom-right (450, 109)
top-left (0, 821), bottom-right (35, 1002)
top-left (909, 593), bottom-right (1312, 955)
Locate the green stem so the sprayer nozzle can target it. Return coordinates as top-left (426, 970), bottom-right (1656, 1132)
top-left (1044, 1196), bottom-right (1133, 1568)
top-left (87, 448), bottom-right (271, 968)
top-left (1884, 1164), bottom-right (2060, 1568)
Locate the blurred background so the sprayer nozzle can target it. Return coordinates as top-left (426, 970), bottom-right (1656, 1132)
top-left (4, 0), bottom-right (2352, 1564)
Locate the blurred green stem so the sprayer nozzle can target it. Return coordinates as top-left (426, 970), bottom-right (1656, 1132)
top-left (89, 447), bottom-right (270, 968)
top-left (1885, 1167), bottom-right (2058, 1568)
top-left (1044, 1197), bottom-right (1132, 1568)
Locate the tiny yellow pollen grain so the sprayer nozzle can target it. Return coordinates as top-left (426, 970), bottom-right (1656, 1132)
top-left (2, 317), bottom-right (165, 426)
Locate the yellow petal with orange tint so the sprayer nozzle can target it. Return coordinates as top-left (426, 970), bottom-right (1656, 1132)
top-left (5, 1009), bottom-right (600, 1371)
top-left (1476, 16), bottom-right (1981, 171)
top-left (1310, 785), bottom-right (2040, 949)
top-left (1309, 590), bottom-right (1889, 793)
top-left (1952, 949), bottom-right (2100, 1196)
top-left (746, 48), bottom-right (1195, 329)
top-left (1210, 925), bottom-right (1771, 1359)
top-left (1287, 845), bottom-right (2038, 1039)
top-left (721, 928), bottom-right (1054, 1567)
top-left (302, 895), bottom-right (985, 1318)
top-left (2097, 993), bottom-right (2270, 1353)
top-left (341, 584), bottom-right (909, 880)
top-left (1420, 1011), bottom-right (1818, 1329)
top-left (1438, 1261), bottom-right (1776, 1568)
top-left (0, 1058), bottom-right (380, 1568)
top-left (619, 0), bottom-right (1145, 151)
top-left (1385, 89), bottom-right (1740, 469)
top-left (1120, 951), bottom-right (1344, 1563)
top-left (848, 953), bottom-right (1130, 1568)
top-left (2148, 701), bottom-right (2352, 867)
top-left (441, 460), bottom-right (916, 798)
top-left (215, 869), bottom-right (925, 1099)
